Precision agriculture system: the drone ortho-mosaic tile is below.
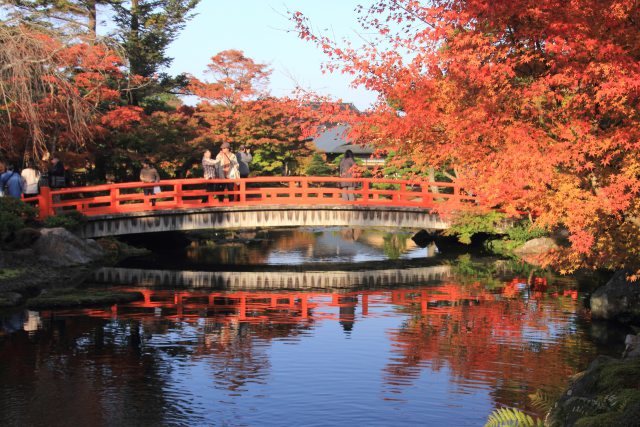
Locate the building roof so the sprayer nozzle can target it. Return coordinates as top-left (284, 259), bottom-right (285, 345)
top-left (312, 124), bottom-right (374, 155)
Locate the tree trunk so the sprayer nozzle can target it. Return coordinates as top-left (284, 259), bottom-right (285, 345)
top-left (129, 0), bottom-right (141, 105)
top-left (87, 0), bottom-right (97, 41)
top-left (428, 167), bottom-right (440, 194)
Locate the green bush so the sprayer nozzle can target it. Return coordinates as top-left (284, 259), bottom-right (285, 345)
top-left (0, 198), bottom-right (37, 240)
top-left (445, 211), bottom-right (506, 244)
top-left (485, 238), bottom-right (523, 258)
top-left (485, 220), bottom-right (549, 257)
top-left (43, 210), bottom-right (86, 231)
top-left (505, 222), bottom-right (548, 242)
top-left (305, 153), bottom-right (335, 176)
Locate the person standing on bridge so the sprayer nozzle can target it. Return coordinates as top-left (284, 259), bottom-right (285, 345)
top-left (215, 142), bottom-right (239, 202)
top-left (202, 149), bottom-right (220, 202)
top-left (21, 160), bottom-right (41, 197)
top-left (235, 145), bottom-right (252, 178)
top-left (48, 156), bottom-right (66, 189)
top-left (0, 164), bottom-right (25, 198)
top-left (339, 149), bottom-right (357, 201)
top-left (140, 159), bottom-right (160, 207)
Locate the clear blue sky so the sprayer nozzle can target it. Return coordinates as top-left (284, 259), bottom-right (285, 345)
top-left (165, 1), bottom-right (378, 110)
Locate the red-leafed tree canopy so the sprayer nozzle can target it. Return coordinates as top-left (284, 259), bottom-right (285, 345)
top-left (187, 50), bottom-right (326, 175)
top-left (294, 0), bottom-right (640, 273)
top-left (0, 23), bottom-right (126, 166)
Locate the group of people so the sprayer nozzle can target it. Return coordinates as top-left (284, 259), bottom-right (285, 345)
top-left (2, 142), bottom-right (356, 203)
top-left (139, 142), bottom-right (355, 204)
top-left (0, 156), bottom-right (66, 199)
top-left (139, 142), bottom-right (253, 204)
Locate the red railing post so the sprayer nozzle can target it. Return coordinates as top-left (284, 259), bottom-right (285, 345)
top-left (175, 181), bottom-right (183, 208)
top-left (38, 186), bottom-right (53, 219)
top-left (362, 179), bottom-right (370, 204)
top-left (238, 180), bottom-right (246, 203)
top-left (289, 180), bottom-right (298, 202)
top-left (453, 184), bottom-right (460, 206)
top-left (421, 182), bottom-right (431, 208)
top-left (396, 183), bottom-right (406, 203)
top-left (300, 178), bottom-right (309, 203)
top-left (110, 186), bottom-right (118, 213)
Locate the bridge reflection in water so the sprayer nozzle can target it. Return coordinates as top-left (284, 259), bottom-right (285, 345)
top-left (93, 265), bottom-right (451, 290)
top-left (19, 274), bottom-right (586, 425)
top-left (76, 271), bottom-right (578, 328)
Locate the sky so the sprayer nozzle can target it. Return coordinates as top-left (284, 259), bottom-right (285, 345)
top-left (165, 0), bottom-right (379, 110)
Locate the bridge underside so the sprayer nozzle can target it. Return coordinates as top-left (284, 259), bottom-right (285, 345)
top-left (78, 205), bottom-right (449, 238)
top-left (94, 265), bottom-right (452, 290)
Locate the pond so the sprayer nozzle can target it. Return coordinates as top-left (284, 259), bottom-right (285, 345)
top-left (0, 228), bottom-right (622, 426)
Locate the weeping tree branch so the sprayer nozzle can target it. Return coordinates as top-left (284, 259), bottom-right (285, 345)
top-left (0, 22), bottom-right (105, 162)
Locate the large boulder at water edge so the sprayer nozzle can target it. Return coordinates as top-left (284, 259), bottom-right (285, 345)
top-left (590, 270), bottom-right (640, 323)
top-left (513, 237), bottom-right (559, 265)
top-left (32, 227), bottom-right (105, 266)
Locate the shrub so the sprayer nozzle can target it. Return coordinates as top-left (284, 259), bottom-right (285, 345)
top-left (505, 222), bottom-right (548, 242)
top-left (305, 153), bottom-right (335, 176)
top-left (0, 198), bottom-right (37, 241)
top-left (43, 210), bottom-right (86, 231)
top-left (445, 211), bottom-right (506, 244)
top-left (485, 220), bottom-right (549, 257)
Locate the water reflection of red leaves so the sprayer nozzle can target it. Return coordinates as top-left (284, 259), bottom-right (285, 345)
top-left (40, 279), bottom-right (585, 415)
top-left (49, 278), bottom-right (579, 326)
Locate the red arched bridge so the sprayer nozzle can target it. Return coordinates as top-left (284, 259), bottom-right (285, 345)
top-left (24, 176), bottom-right (473, 238)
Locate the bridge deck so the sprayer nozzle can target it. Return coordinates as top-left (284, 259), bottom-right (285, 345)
top-left (21, 177), bottom-right (475, 237)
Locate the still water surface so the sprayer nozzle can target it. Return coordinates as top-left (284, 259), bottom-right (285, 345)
top-left (0, 228), bottom-right (616, 426)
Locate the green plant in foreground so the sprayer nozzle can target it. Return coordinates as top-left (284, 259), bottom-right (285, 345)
top-left (0, 197), bottom-right (37, 240)
top-left (484, 407), bottom-right (544, 427)
top-left (43, 211), bottom-right (87, 231)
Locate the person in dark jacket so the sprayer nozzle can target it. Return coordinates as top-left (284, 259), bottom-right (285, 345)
top-left (48, 156), bottom-right (66, 189)
top-left (338, 150), bottom-right (357, 201)
top-left (0, 164), bottom-right (25, 198)
top-left (236, 145), bottom-right (253, 178)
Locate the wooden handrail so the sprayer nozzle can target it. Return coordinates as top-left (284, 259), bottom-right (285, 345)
top-left (22, 176), bottom-right (474, 220)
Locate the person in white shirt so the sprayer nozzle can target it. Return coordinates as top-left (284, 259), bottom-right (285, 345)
top-left (21, 160), bottom-right (40, 197)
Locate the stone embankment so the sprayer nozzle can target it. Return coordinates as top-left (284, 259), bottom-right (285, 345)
top-left (0, 227), bottom-right (146, 308)
top-left (546, 332), bottom-right (640, 426)
top-left (590, 270), bottom-right (640, 324)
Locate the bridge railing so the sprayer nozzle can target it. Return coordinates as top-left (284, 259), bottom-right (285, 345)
top-left (23, 176), bottom-right (474, 219)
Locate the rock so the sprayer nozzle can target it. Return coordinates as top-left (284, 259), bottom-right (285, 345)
top-left (11, 227), bottom-right (41, 249)
top-left (32, 227), bottom-right (105, 267)
top-left (546, 355), bottom-right (640, 427)
top-left (624, 334), bottom-right (640, 359)
top-left (513, 237), bottom-right (559, 266)
top-left (412, 229), bottom-right (433, 248)
top-left (590, 270), bottom-right (640, 323)
top-left (514, 237), bottom-right (559, 255)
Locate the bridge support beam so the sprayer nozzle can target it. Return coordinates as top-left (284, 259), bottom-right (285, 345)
top-left (78, 205), bottom-right (450, 238)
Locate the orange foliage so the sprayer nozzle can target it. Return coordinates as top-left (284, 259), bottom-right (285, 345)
top-left (293, 1), bottom-right (640, 273)
top-left (187, 50), bottom-right (328, 173)
top-left (101, 106), bottom-right (144, 130)
top-left (0, 25), bottom-right (125, 165)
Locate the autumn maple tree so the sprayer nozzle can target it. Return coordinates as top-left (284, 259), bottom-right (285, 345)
top-left (294, 1), bottom-right (640, 273)
top-left (187, 50), bottom-right (323, 175)
top-left (0, 22), bottom-right (126, 166)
